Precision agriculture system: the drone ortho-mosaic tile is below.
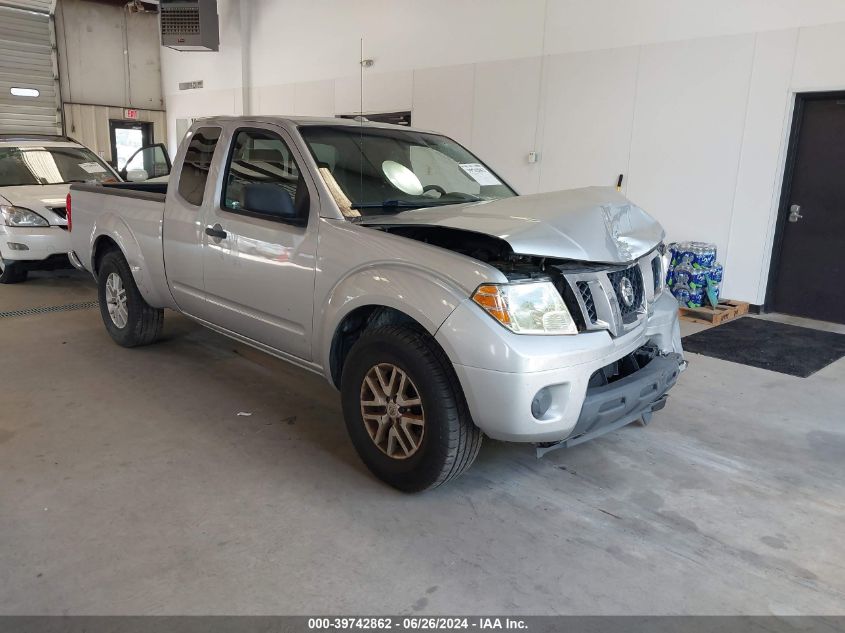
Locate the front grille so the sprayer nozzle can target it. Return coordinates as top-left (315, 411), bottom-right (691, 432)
top-left (50, 206), bottom-right (67, 219)
top-left (556, 256), bottom-right (650, 337)
top-left (587, 343), bottom-right (659, 388)
top-left (555, 278), bottom-right (587, 331)
top-left (606, 265), bottom-right (644, 323)
top-left (576, 281), bottom-right (597, 323)
top-left (651, 256), bottom-right (661, 291)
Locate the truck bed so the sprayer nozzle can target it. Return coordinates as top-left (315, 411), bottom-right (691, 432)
top-left (73, 181), bottom-right (168, 200)
top-left (68, 180), bottom-right (172, 308)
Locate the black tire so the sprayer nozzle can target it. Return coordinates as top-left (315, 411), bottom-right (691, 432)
top-left (0, 258), bottom-right (28, 284)
top-left (341, 324), bottom-right (482, 492)
top-left (97, 250), bottom-right (163, 347)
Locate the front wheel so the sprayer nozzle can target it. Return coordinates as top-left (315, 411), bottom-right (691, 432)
top-left (341, 325), bottom-right (482, 492)
top-left (97, 250), bottom-right (163, 347)
top-left (0, 258), bottom-right (27, 284)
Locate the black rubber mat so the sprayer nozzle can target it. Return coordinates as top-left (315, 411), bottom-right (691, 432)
top-left (682, 316), bottom-right (845, 377)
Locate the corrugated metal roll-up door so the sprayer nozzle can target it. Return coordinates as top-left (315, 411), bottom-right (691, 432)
top-left (0, 1), bottom-right (61, 135)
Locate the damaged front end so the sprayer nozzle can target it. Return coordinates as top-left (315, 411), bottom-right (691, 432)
top-left (535, 345), bottom-right (687, 457)
top-left (362, 223), bottom-right (667, 339)
top-left (363, 219), bottom-right (685, 454)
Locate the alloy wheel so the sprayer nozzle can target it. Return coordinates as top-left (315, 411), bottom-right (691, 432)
top-left (105, 272), bottom-right (128, 328)
top-left (360, 363), bottom-right (425, 459)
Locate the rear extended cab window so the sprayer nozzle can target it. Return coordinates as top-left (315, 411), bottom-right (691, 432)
top-left (177, 127), bottom-right (221, 206)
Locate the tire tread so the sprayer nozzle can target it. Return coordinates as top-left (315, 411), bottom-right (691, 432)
top-left (98, 250), bottom-right (163, 347)
top-left (347, 324), bottom-right (482, 491)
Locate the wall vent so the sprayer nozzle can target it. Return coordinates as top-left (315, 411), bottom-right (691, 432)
top-left (160, 0), bottom-right (219, 52)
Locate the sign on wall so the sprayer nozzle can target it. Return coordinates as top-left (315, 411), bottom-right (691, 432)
top-left (124, 108), bottom-right (139, 120)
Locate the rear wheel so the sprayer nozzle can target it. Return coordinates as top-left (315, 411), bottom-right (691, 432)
top-left (97, 250), bottom-right (163, 347)
top-left (0, 257), bottom-right (27, 284)
top-left (341, 325), bottom-right (482, 492)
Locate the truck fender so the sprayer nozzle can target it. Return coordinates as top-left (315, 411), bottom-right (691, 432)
top-left (90, 212), bottom-right (172, 309)
top-left (316, 263), bottom-right (469, 380)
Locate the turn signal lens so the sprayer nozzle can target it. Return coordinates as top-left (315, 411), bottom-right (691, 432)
top-left (472, 281), bottom-right (577, 335)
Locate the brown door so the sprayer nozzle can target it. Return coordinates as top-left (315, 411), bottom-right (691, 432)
top-left (770, 94), bottom-right (845, 324)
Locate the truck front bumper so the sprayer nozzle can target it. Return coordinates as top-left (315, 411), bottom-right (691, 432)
top-left (435, 290), bottom-right (684, 443)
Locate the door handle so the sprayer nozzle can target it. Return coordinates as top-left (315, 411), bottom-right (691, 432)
top-left (205, 224), bottom-right (227, 239)
top-left (788, 204), bottom-right (803, 223)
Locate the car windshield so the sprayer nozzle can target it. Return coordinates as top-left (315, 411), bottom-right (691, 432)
top-left (0, 145), bottom-right (117, 186)
top-left (299, 125), bottom-right (516, 216)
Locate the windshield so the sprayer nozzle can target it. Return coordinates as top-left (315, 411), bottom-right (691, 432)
top-left (299, 125), bottom-right (516, 216)
top-left (0, 146), bottom-right (117, 186)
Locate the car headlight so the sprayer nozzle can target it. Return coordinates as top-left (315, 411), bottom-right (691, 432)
top-left (0, 204), bottom-right (49, 227)
top-left (472, 281), bottom-right (578, 335)
top-left (657, 242), bottom-right (670, 291)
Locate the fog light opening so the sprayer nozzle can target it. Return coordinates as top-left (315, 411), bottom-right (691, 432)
top-left (531, 387), bottom-right (552, 419)
top-left (6, 242), bottom-right (29, 251)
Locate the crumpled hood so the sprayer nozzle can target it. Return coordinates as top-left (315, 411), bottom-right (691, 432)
top-left (361, 186), bottom-right (664, 263)
top-left (0, 184), bottom-right (70, 225)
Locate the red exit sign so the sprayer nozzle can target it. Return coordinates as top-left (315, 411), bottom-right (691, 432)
top-left (124, 108), bottom-right (139, 120)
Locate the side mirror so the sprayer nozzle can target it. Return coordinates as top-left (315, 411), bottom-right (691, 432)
top-left (125, 168), bottom-right (149, 182)
top-left (120, 143), bottom-right (171, 182)
top-left (243, 183), bottom-right (297, 219)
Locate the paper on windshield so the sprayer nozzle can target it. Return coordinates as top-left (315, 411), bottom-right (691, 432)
top-left (459, 163), bottom-right (501, 186)
top-left (79, 161), bottom-right (107, 174)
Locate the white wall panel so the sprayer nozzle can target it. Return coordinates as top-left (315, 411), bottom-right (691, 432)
top-left (412, 64), bottom-right (475, 144)
top-left (544, 0), bottom-right (845, 55)
top-left (252, 84), bottom-right (295, 116)
top-left (791, 21), bottom-right (845, 91)
top-left (724, 29), bottom-right (798, 302)
top-left (293, 80), bottom-right (335, 117)
top-left (334, 70), bottom-right (413, 116)
top-left (246, 0), bottom-right (546, 87)
top-left (538, 46), bottom-right (639, 193)
top-left (470, 57), bottom-right (542, 194)
top-left (626, 35), bottom-right (756, 270)
top-left (164, 88), bottom-right (239, 151)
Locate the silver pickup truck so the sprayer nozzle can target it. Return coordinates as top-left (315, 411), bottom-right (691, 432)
top-left (68, 116), bottom-right (685, 492)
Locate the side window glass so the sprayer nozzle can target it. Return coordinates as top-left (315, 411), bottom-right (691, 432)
top-left (222, 129), bottom-right (307, 223)
top-left (178, 127), bottom-right (221, 206)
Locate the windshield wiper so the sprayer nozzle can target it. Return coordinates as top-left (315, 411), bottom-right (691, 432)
top-left (350, 199), bottom-right (473, 210)
top-left (351, 200), bottom-right (428, 210)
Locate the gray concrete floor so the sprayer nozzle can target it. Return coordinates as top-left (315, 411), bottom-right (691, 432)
top-left (1, 271), bottom-right (844, 615)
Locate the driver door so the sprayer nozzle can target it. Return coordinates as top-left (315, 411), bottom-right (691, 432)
top-left (200, 124), bottom-right (318, 361)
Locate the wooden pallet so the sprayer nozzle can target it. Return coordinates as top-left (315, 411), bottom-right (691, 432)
top-left (678, 299), bottom-right (750, 325)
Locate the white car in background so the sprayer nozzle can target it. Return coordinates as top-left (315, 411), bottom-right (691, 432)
top-left (0, 135), bottom-right (121, 283)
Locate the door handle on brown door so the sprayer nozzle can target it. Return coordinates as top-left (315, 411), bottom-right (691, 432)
top-left (788, 204), bottom-right (803, 223)
top-left (205, 224), bottom-right (227, 239)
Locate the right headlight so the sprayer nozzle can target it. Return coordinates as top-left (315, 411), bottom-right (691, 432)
top-left (472, 281), bottom-right (578, 335)
top-left (0, 205), bottom-right (49, 227)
